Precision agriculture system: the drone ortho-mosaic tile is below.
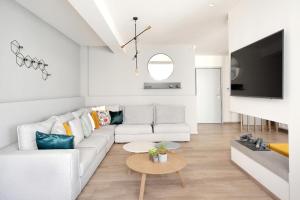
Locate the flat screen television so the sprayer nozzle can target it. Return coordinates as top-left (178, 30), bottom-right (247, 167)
top-left (231, 30), bottom-right (283, 98)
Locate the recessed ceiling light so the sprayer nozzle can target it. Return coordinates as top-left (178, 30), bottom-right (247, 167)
top-left (209, 3), bottom-right (215, 7)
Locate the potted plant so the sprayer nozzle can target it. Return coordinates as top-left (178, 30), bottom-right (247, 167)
top-left (148, 148), bottom-right (159, 163)
top-left (157, 145), bottom-right (168, 163)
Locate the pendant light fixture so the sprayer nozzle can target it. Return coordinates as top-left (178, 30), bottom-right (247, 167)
top-left (121, 17), bottom-right (151, 76)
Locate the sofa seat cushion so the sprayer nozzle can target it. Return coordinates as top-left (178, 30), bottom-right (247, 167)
top-left (78, 147), bottom-right (97, 176)
top-left (93, 125), bottom-right (115, 142)
top-left (76, 135), bottom-right (107, 154)
top-left (115, 124), bottom-right (152, 135)
top-left (153, 124), bottom-right (190, 134)
top-left (93, 125), bottom-right (116, 135)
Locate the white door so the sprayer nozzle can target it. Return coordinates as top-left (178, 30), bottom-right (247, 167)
top-left (196, 68), bottom-right (222, 123)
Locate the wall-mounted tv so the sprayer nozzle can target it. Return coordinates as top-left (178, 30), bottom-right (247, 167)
top-left (231, 30), bottom-right (283, 98)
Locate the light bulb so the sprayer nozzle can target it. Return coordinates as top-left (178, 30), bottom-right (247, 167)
top-left (135, 67), bottom-right (139, 76)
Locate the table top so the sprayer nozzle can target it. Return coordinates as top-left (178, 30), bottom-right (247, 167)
top-left (155, 141), bottom-right (181, 150)
top-left (126, 153), bottom-right (186, 175)
top-left (123, 141), bottom-right (156, 153)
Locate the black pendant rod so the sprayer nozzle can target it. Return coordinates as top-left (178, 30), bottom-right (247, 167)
top-left (134, 17), bottom-right (138, 71)
top-left (121, 17), bottom-right (151, 49)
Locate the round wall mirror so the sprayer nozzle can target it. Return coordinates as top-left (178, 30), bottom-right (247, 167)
top-left (148, 53), bottom-right (174, 81)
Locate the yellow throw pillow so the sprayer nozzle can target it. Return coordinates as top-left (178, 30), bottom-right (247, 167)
top-left (268, 143), bottom-right (289, 157)
top-left (63, 122), bottom-right (73, 136)
top-left (91, 111), bottom-right (101, 129)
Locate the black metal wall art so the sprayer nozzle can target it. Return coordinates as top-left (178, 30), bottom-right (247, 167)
top-left (10, 40), bottom-right (51, 80)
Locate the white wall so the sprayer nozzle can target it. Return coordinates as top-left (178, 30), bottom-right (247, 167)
top-left (81, 45), bottom-right (198, 133)
top-left (88, 45), bottom-right (195, 96)
top-left (288, 0), bottom-right (300, 199)
top-left (228, 0), bottom-right (290, 124)
top-left (0, 0), bottom-right (80, 102)
top-left (0, 0), bottom-right (83, 148)
top-left (228, 0), bottom-right (300, 199)
top-left (0, 97), bottom-right (84, 149)
top-left (195, 55), bottom-right (239, 123)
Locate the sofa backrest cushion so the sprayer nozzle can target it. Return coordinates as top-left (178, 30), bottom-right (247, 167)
top-left (155, 105), bottom-right (185, 124)
top-left (91, 104), bottom-right (122, 112)
top-left (106, 104), bottom-right (122, 112)
top-left (17, 117), bottom-right (56, 150)
top-left (123, 105), bottom-right (154, 125)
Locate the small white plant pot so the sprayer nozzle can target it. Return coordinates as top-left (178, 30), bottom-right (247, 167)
top-left (159, 154), bottom-right (168, 163)
top-left (153, 156), bottom-right (159, 163)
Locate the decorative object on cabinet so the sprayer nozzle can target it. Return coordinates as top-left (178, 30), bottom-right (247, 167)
top-left (10, 40), bottom-right (51, 80)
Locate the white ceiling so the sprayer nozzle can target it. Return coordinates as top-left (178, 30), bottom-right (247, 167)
top-left (103, 0), bottom-right (239, 54)
top-left (16, 0), bottom-right (239, 54)
top-left (15, 0), bottom-right (105, 46)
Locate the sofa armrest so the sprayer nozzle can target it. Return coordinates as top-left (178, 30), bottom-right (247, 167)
top-left (0, 149), bottom-right (80, 200)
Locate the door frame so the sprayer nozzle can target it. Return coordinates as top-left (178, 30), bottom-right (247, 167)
top-left (195, 67), bottom-right (223, 123)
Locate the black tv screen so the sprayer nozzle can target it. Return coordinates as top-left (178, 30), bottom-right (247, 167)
top-left (231, 30), bottom-right (283, 98)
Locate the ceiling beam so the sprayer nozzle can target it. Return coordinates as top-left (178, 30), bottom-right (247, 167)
top-left (68, 0), bottom-right (124, 53)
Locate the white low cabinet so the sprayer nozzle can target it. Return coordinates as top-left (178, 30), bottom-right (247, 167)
top-left (231, 142), bottom-right (289, 200)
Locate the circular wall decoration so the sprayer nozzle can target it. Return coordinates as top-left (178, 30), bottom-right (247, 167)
top-left (32, 57), bottom-right (39, 70)
top-left (38, 59), bottom-right (45, 71)
top-left (148, 53), bottom-right (174, 81)
top-left (42, 69), bottom-right (51, 80)
top-left (16, 53), bottom-right (24, 67)
top-left (24, 55), bottom-right (32, 68)
top-left (10, 40), bottom-right (23, 55)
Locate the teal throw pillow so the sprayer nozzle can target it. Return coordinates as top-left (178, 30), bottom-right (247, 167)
top-left (36, 131), bottom-right (74, 149)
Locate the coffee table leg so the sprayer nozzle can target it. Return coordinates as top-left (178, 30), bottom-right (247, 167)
top-left (177, 171), bottom-right (185, 188)
top-left (139, 173), bottom-right (147, 200)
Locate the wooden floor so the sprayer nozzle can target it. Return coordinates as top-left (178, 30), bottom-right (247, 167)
top-left (78, 124), bottom-right (288, 200)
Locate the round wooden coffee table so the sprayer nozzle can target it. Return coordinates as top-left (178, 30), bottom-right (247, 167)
top-left (126, 153), bottom-right (187, 200)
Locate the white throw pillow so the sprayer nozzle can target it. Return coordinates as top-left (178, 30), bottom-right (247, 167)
top-left (80, 113), bottom-right (93, 137)
top-left (54, 112), bottom-right (74, 122)
top-left (69, 118), bottom-right (84, 146)
top-left (51, 120), bottom-right (67, 135)
top-left (72, 108), bottom-right (88, 118)
top-left (87, 113), bottom-right (95, 130)
top-left (17, 117), bottom-right (56, 150)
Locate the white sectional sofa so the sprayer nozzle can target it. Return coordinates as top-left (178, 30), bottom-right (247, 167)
top-left (0, 114), bottom-right (115, 200)
top-left (0, 104), bottom-right (190, 200)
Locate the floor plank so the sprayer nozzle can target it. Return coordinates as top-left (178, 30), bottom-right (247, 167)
top-left (77, 123), bottom-right (288, 200)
